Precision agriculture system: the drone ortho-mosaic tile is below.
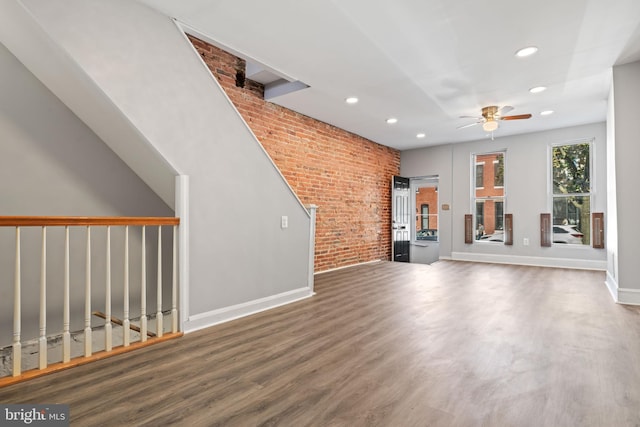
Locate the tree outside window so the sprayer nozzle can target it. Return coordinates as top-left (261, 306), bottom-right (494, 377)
top-left (494, 156), bottom-right (504, 187)
top-left (551, 141), bottom-right (591, 245)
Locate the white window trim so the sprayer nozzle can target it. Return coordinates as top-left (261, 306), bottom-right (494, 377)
top-left (547, 138), bottom-right (594, 247)
top-left (472, 151), bottom-right (507, 243)
top-left (410, 176), bottom-right (440, 244)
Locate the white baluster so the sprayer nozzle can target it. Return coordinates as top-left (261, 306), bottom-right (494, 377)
top-left (171, 225), bottom-right (178, 333)
top-left (84, 227), bottom-right (92, 357)
top-left (140, 226), bottom-right (147, 342)
top-left (156, 226), bottom-right (163, 337)
top-left (123, 226), bottom-right (130, 346)
top-left (105, 226), bottom-right (112, 351)
top-left (13, 227), bottom-right (22, 377)
top-left (63, 226), bottom-right (70, 363)
top-left (39, 227), bottom-right (47, 369)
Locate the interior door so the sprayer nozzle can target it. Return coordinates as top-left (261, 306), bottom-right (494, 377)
top-left (392, 176), bottom-right (410, 262)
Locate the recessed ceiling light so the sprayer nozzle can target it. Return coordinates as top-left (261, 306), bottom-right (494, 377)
top-left (529, 86), bottom-right (547, 94)
top-left (515, 46), bottom-right (538, 58)
top-left (416, 133), bottom-right (426, 138)
top-left (540, 110), bottom-right (554, 116)
top-left (345, 97), bottom-right (359, 104)
top-left (386, 117), bottom-right (398, 124)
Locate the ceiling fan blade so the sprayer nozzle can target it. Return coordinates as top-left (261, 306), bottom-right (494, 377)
top-left (459, 115), bottom-right (482, 119)
top-left (457, 121), bottom-right (481, 129)
top-left (497, 105), bottom-right (514, 116)
top-left (500, 114), bottom-right (532, 121)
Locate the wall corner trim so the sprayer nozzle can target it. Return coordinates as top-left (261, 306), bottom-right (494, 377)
top-left (605, 270), bottom-right (618, 303)
top-left (176, 175), bottom-right (189, 331)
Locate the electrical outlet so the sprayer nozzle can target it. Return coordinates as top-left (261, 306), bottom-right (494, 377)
top-left (523, 238), bottom-right (529, 246)
top-left (281, 216), bottom-right (288, 229)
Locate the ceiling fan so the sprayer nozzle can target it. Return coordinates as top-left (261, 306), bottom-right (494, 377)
top-left (458, 106), bottom-right (532, 134)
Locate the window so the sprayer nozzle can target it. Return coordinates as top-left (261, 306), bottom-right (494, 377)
top-left (420, 204), bottom-right (429, 230)
top-left (551, 141), bottom-right (591, 245)
top-left (493, 159), bottom-right (504, 187)
top-left (475, 163), bottom-right (484, 188)
top-left (473, 152), bottom-right (505, 241)
top-left (476, 201), bottom-right (485, 239)
top-left (414, 179), bottom-right (439, 242)
top-left (495, 201), bottom-right (504, 230)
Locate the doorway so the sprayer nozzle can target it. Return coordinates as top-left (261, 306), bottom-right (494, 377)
top-left (392, 175), bottom-right (440, 264)
top-left (411, 176), bottom-right (440, 264)
top-left (391, 176), bottom-right (410, 262)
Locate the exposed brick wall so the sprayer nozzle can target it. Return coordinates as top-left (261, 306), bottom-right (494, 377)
top-left (189, 36), bottom-right (400, 272)
top-left (415, 188), bottom-right (438, 231)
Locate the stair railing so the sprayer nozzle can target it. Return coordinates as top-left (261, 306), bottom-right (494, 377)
top-left (0, 216), bottom-right (181, 386)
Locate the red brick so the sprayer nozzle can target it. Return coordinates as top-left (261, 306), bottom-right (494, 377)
top-left (189, 36), bottom-right (400, 272)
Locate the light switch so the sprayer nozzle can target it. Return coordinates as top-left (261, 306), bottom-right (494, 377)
top-left (281, 216), bottom-right (288, 229)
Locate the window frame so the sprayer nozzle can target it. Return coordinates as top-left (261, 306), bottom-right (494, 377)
top-left (472, 151), bottom-right (506, 243)
top-left (411, 177), bottom-right (439, 244)
top-left (548, 139), bottom-right (594, 247)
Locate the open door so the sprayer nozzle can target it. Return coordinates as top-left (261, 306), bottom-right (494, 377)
top-left (392, 176), bottom-right (410, 262)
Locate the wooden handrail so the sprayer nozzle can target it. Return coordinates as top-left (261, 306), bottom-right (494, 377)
top-left (2, 215), bottom-right (181, 385)
top-left (0, 216), bottom-right (179, 227)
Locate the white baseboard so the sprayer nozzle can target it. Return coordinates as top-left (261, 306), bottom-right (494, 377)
top-left (617, 287), bottom-right (640, 306)
top-left (314, 259), bottom-right (382, 275)
top-left (450, 252), bottom-right (607, 270)
top-left (183, 287), bottom-right (314, 333)
top-left (603, 271), bottom-right (640, 305)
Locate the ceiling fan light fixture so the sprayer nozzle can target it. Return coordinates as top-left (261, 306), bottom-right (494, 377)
top-left (515, 46), bottom-right (538, 58)
top-left (482, 120), bottom-right (499, 132)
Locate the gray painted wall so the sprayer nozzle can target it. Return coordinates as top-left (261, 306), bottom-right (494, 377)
top-left (0, 43), bottom-right (174, 346)
top-left (0, 0), bottom-right (177, 208)
top-left (612, 60), bottom-right (640, 294)
top-left (402, 145), bottom-right (454, 258)
top-left (8, 0), bottom-right (312, 331)
top-left (402, 122), bottom-right (607, 267)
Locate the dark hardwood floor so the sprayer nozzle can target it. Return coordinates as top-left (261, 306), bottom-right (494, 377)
top-left (1, 260), bottom-right (639, 426)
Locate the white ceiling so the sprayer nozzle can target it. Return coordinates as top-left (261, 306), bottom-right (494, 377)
top-left (139, 0), bottom-right (640, 150)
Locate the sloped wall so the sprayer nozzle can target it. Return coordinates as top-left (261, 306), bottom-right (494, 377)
top-left (6, 0), bottom-right (314, 332)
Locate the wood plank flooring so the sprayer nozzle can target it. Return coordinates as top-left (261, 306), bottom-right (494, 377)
top-left (1, 260), bottom-right (639, 426)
